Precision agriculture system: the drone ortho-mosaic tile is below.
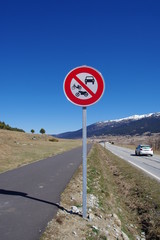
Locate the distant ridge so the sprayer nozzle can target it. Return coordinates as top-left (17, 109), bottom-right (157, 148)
top-left (54, 112), bottom-right (160, 139)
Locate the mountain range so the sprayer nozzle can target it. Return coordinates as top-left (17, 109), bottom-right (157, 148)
top-left (55, 112), bottom-right (160, 139)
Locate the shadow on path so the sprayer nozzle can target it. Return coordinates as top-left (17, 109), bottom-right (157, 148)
top-left (0, 189), bottom-right (82, 217)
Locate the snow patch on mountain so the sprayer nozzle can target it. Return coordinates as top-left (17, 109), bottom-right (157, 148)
top-left (97, 112), bottom-right (160, 125)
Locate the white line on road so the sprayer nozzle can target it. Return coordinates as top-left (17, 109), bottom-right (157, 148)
top-left (128, 161), bottom-right (160, 182)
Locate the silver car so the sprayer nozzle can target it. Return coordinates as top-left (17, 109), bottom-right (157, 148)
top-left (135, 145), bottom-right (153, 156)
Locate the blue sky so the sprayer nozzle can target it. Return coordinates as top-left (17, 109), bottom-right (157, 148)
top-left (0, 0), bottom-right (160, 134)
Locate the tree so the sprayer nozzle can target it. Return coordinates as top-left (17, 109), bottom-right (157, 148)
top-left (31, 129), bottom-right (35, 134)
top-left (40, 128), bottom-right (45, 134)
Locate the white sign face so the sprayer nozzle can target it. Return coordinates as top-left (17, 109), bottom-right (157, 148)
top-left (70, 73), bottom-right (98, 100)
top-left (64, 66), bottom-right (105, 107)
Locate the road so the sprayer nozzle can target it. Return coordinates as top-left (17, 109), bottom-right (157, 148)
top-left (0, 144), bottom-right (92, 240)
top-left (101, 142), bottom-right (160, 182)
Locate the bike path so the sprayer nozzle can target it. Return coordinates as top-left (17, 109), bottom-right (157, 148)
top-left (0, 144), bottom-right (92, 240)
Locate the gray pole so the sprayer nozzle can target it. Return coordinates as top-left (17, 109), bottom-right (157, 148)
top-left (82, 106), bottom-right (87, 218)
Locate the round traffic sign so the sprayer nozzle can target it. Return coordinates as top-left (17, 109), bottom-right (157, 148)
top-left (63, 66), bottom-right (105, 107)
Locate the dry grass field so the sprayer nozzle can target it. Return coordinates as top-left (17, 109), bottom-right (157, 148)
top-left (0, 129), bottom-right (81, 173)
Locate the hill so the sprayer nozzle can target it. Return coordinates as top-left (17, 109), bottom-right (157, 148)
top-left (0, 129), bottom-right (81, 173)
top-left (0, 121), bottom-right (25, 132)
top-left (55, 112), bottom-right (160, 139)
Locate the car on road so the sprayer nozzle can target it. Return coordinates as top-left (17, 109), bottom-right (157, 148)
top-left (135, 145), bottom-right (153, 156)
top-left (85, 76), bottom-right (95, 84)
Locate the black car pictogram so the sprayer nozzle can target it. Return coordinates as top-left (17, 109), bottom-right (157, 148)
top-left (72, 84), bottom-right (82, 90)
top-left (85, 76), bottom-right (95, 84)
top-left (75, 91), bottom-right (88, 97)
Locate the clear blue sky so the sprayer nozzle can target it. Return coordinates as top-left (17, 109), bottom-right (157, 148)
top-left (0, 0), bottom-right (160, 134)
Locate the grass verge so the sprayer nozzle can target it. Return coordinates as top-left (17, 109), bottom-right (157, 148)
top-left (96, 144), bottom-right (160, 239)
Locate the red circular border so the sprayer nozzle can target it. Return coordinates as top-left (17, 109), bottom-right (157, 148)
top-left (63, 66), bottom-right (105, 107)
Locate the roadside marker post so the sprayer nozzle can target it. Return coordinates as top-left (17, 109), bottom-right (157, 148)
top-left (63, 66), bottom-right (105, 218)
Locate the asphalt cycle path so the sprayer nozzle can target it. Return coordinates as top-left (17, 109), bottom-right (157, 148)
top-left (0, 144), bottom-right (92, 240)
top-left (101, 142), bottom-right (160, 182)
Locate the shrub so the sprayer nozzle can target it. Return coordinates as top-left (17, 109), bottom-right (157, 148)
top-left (49, 138), bottom-right (59, 142)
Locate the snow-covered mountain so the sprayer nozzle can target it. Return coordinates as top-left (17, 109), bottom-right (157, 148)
top-left (55, 112), bottom-right (160, 139)
top-left (103, 113), bottom-right (154, 123)
top-left (97, 112), bottom-right (160, 125)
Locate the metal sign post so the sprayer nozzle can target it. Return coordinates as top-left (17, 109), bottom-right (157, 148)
top-left (82, 107), bottom-right (87, 218)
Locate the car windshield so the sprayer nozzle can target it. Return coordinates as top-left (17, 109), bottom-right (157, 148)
top-left (141, 145), bottom-right (151, 149)
top-left (86, 76), bottom-right (93, 79)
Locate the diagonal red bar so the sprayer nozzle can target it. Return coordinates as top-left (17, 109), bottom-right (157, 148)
top-left (73, 75), bottom-right (95, 97)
